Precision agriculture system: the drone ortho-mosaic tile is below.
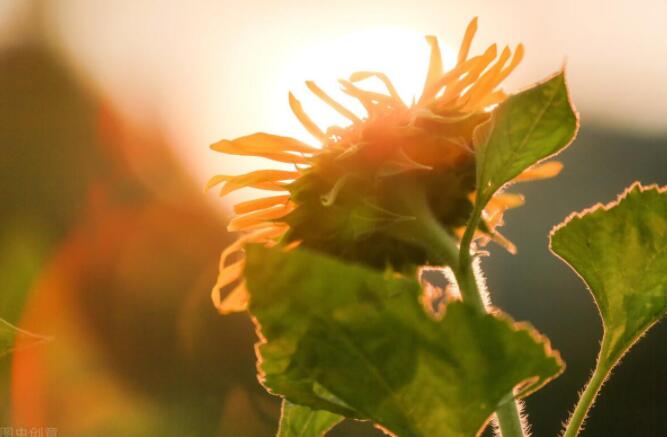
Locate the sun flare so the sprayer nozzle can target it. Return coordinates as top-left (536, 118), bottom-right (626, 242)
top-left (208, 17), bottom-right (550, 315)
top-left (270, 27), bottom-right (457, 144)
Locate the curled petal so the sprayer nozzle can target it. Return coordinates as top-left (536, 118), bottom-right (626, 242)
top-left (206, 174), bottom-right (229, 191)
top-left (338, 79), bottom-right (395, 111)
top-left (214, 259), bottom-right (245, 292)
top-left (213, 281), bottom-right (249, 314)
top-left (227, 203), bottom-right (294, 232)
top-left (211, 170), bottom-right (299, 196)
top-left (289, 92), bottom-right (328, 143)
top-left (306, 81), bottom-right (361, 122)
top-left (349, 71), bottom-right (404, 106)
top-left (212, 225), bottom-right (290, 313)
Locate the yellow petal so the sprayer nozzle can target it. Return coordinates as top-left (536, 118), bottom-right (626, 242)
top-left (212, 224), bottom-right (292, 313)
top-left (476, 90), bottom-right (507, 108)
top-left (217, 227), bottom-right (287, 281)
top-left (206, 175), bottom-right (228, 191)
top-left (252, 181), bottom-right (293, 191)
top-left (457, 17), bottom-right (478, 65)
top-left (421, 54), bottom-right (484, 105)
top-left (211, 133), bottom-right (318, 153)
top-left (495, 193), bottom-right (525, 209)
top-left (514, 161), bottom-right (564, 182)
top-left (461, 46), bottom-right (511, 111)
top-left (227, 204), bottom-right (294, 232)
top-left (283, 240), bottom-right (301, 251)
top-left (212, 281), bottom-right (249, 314)
top-left (349, 71), bottom-right (404, 106)
top-left (338, 80), bottom-right (375, 114)
top-left (338, 80), bottom-right (394, 106)
top-left (306, 81), bottom-right (361, 122)
top-left (233, 195), bottom-right (291, 215)
top-left (215, 170), bottom-right (298, 196)
top-left (215, 259), bottom-right (245, 290)
top-left (210, 151), bottom-right (302, 165)
top-left (462, 44), bottom-right (524, 112)
top-left (490, 230), bottom-right (517, 255)
top-left (211, 133), bottom-right (317, 164)
top-left (289, 92), bottom-right (328, 143)
top-left (486, 193), bottom-right (525, 216)
top-left (419, 35), bottom-right (444, 104)
top-left (493, 44), bottom-right (524, 87)
top-left (440, 44), bottom-right (497, 104)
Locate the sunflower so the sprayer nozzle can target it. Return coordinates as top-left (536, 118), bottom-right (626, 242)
top-left (208, 17), bottom-right (563, 313)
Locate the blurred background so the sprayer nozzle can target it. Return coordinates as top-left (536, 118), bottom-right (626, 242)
top-left (0, 0), bottom-right (664, 436)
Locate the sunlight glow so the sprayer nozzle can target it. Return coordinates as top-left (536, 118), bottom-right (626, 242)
top-left (269, 28), bottom-right (457, 145)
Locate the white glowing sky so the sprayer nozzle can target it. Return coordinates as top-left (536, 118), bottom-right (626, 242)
top-left (3, 0), bottom-right (666, 210)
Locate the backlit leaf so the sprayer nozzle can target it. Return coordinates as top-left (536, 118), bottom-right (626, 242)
top-left (474, 71), bottom-right (578, 208)
top-left (278, 401), bottom-right (344, 437)
top-left (550, 183), bottom-right (667, 366)
top-left (246, 246), bottom-right (563, 437)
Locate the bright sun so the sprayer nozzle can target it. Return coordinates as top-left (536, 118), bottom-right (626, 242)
top-left (269, 27), bottom-right (457, 145)
top-left (213, 28), bottom-right (457, 209)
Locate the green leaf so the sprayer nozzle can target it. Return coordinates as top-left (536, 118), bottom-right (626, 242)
top-left (278, 401), bottom-right (344, 437)
top-left (246, 246), bottom-right (564, 437)
top-left (550, 183), bottom-right (667, 366)
top-left (474, 71), bottom-right (578, 207)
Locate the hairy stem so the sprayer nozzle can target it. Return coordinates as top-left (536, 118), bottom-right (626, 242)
top-left (457, 204), bottom-right (525, 437)
top-left (453, 241), bottom-right (485, 313)
top-left (401, 182), bottom-right (527, 437)
top-left (458, 203), bottom-right (482, 272)
top-left (562, 338), bottom-right (612, 437)
top-left (496, 401), bottom-right (525, 437)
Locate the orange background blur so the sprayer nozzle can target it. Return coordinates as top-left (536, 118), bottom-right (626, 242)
top-left (0, 1), bottom-right (665, 436)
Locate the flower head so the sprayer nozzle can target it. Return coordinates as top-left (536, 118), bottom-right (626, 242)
top-left (209, 18), bottom-right (563, 313)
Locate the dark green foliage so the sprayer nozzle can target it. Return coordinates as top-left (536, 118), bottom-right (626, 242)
top-left (246, 246), bottom-right (563, 437)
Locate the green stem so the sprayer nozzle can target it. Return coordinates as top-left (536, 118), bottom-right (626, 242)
top-left (453, 216), bottom-right (485, 313)
top-left (562, 338), bottom-right (612, 437)
top-left (397, 183), bottom-right (526, 437)
top-left (457, 204), bottom-right (525, 437)
top-left (496, 400), bottom-right (525, 437)
top-left (458, 203), bottom-right (482, 272)
top-left (392, 181), bottom-right (459, 268)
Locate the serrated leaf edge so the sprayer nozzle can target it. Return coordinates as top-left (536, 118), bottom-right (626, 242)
top-left (548, 181), bottom-right (667, 362)
top-left (248, 275), bottom-right (565, 423)
top-left (549, 182), bottom-right (665, 240)
top-left (474, 69), bottom-right (581, 204)
top-left (489, 309), bottom-right (566, 400)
